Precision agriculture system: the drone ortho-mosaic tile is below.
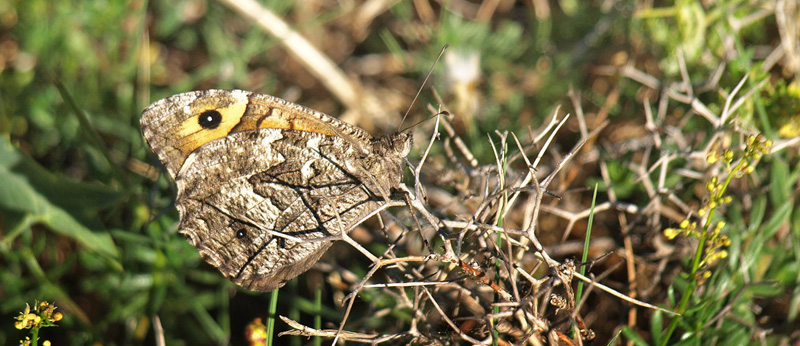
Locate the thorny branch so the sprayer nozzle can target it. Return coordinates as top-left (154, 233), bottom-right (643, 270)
top-left (280, 54), bottom-right (800, 345)
top-left (283, 100), bottom-right (679, 345)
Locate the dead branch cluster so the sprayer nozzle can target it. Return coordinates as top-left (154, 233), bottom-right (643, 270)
top-left (275, 45), bottom-right (800, 344)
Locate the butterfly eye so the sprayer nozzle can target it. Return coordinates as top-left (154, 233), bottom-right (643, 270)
top-left (198, 110), bottom-right (222, 129)
top-left (235, 229), bottom-right (247, 239)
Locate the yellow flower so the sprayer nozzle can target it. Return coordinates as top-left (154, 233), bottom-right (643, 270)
top-left (245, 318), bottom-right (267, 346)
top-left (723, 150), bottom-right (734, 162)
top-left (706, 151), bottom-right (718, 164)
top-left (664, 228), bottom-right (681, 239)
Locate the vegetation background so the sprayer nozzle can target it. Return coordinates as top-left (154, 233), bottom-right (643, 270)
top-left (1, 0), bottom-right (799, 345)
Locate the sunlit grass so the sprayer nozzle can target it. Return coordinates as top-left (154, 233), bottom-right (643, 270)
top-left (1, 0), bottom-right (797, 345)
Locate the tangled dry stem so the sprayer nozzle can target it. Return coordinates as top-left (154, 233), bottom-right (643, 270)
top-left (276, 102), bottom-right (676, 345)
top-left (278, 47), bottom-right (795, 346)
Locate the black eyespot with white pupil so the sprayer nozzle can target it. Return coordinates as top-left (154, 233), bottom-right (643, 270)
top-left (198, 110), bottom-right (222, 129)
top-left (236, 229), bottom-right (247, 239)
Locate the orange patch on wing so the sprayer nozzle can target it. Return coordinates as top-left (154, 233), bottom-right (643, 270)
top-left (284, 117), bottom-right (338, 136)
top-left (255, 108), bottom-right (338, 136)
top-left (174, 104), bottom-right (340, 156)
top-left (175, 102), bottom-right (248, 154)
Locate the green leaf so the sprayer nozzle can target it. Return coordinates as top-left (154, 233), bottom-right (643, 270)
top-left (0, 137), bottom-right (121, 263)
top-left (621, 326), bottom-right (651, 346)
top-left (747, 194), bottom-right (767, 235)
top-left (769, 158), bottom-right (790, 205)
top-left (650, 310), bottom-right (663, 345)
top-left (759, 201), bottom-right (793, 241)
top-left (745, 282), bottom-right (782, 297)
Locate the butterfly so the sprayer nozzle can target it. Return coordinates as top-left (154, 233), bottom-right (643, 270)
top-left (141, 90), bottom-right (410, 291)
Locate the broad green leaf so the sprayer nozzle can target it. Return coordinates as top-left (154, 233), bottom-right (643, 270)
top-left (0, 137), bottom-right (120, 262)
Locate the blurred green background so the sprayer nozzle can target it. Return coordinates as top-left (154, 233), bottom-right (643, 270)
top-left (1, 0), bottom-right (799, 345)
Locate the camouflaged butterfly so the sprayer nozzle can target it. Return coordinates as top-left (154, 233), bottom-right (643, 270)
top-left (141, 90), bottom-right (410, 291)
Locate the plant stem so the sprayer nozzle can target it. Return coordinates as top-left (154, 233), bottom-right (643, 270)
top-left (660, 158), bottom-right (746, 345)
top-left (31, 327), bottom-right (39, 346)
top-left (266, 289), bottom-right (279, 346)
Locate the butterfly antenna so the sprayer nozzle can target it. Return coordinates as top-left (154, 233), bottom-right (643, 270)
top-left (398, 44), bottom-right (449, 132)
top-left (403, 110), bottom-right (450, 131)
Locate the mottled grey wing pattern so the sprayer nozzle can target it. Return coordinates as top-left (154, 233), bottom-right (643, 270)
top-left (175, 129), bottom-right (385, 291)
top-left (141, 90), bottom-right (411, 292)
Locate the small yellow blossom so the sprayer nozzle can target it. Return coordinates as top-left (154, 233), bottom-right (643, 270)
top-left (664, 228), bottom-right (680, 239)
top-left (723, 150), bottom-right (734, 162)
top-left (15, 301), bottom-right (62, 345)
top-left (245, 318), bottom-right (267, 346)
top-left (664, 133), bottom-right (769, 287)
top-left (706, 151), bottom-right (718, 164)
